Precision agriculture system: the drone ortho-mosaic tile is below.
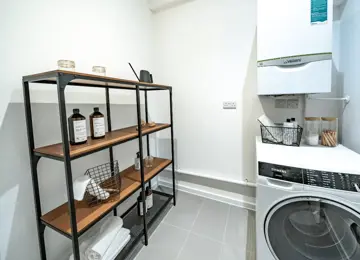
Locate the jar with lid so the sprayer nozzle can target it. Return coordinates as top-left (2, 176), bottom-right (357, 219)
top-left (321, 117), bottom-right (338, 147)
top-left (92, 66), bottom-right (106, 76)
top-left (304, 117), bottom-right (321, 146)
top-left (58, 60), bottom-right (75, 71)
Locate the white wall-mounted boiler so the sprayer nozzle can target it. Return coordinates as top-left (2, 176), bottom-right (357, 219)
top-left (257, 0), bottom-right (333, 95)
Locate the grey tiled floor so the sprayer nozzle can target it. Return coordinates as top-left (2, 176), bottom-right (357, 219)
top-left (134, 191), bottom-right (256, 260)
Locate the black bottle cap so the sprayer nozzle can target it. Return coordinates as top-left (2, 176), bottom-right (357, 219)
top-left (291, 118), bottom-right (296, 121)
top-left (137, 152), bottom-right (140, 158)
top-left (286, 119), bottom-right (291, 123)
top-left (73, 108), bottom-right (80, 114)
top-left (146, 187), bottom-right (152, 195)
top-left (94, 107), bottom-right (99, 112)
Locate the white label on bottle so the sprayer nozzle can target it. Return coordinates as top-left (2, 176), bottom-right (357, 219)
top-left (93, 117), bottom-right (105, 137)
top-left (135, 159), bottom-right (140, 170)
top-left (146, 194), bottom-right (153, 209)
top-left (73, 120), bottom-right (87, 143)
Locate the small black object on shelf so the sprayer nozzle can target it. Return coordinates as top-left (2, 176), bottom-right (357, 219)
top-left (260, 125), bottom-right (303, 147)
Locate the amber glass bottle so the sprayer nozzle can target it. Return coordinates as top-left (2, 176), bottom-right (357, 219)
top-left (68, 108), bottom-right (87, 145)
top-left (90, 107), bottom-right (105, 139)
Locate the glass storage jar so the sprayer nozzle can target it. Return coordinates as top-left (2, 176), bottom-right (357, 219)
top-left (304, 117), bottom-right (321, 146)
top-left (321, 117), bottom-right (338, 147)
top-left (92, 66), bottom-right (106, 76)
top-left (57, 60), bottom-right (75, 71)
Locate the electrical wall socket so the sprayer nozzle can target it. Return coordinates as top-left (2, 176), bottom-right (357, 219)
top-left (223, 101), bottom-right (237, 109)
top-left (287, 99), bottom-right (299, 109)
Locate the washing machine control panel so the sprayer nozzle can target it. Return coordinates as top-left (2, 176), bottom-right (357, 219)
top-left (258, 162), bottom-right (303, 184)
top-left (259, 162), bottom-right (360, 192)
top-left (303, 170), bottom-right (360, 192)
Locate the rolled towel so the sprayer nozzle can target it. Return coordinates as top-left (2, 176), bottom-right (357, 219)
top-left (100, 217), bottom-right (123, 234)
top-left (69, 240), bottom-right (92, 260)
top-left (87, 179), bottom-right (110, 201)
top-left (102, 228), bottom-right (131, 260)
top-left (85, 217), bottom-right (124, 260)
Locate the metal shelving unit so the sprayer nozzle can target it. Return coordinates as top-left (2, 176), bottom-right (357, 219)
top-left (22, 70), bottom-right (176, 260)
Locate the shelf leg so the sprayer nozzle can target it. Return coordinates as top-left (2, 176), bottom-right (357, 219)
top-left (57, 80), bottom-right (80, 260)
top-left (144, 90), bottom-right (151, 189)
top-left (169, 88), bottom-right (176, 206)
top-left (105, 87), bottom-right (117, 216)
top-left (23, 81), bottom-right (47, 260)
top-left (136, 86), bottom-right (149, 246)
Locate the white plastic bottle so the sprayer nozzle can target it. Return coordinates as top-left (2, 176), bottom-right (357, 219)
top-left (135, 152), bottom-right (141, 170)
top-left (291, 118), bottom-right (298, 144)
top-left (283, 119), bottom-right (293, 145)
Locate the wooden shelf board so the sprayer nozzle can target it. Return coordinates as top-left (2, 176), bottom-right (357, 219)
top-left (124, 157), bottom-right (172, 183)
top-left (23, 70), bottom-right (171, 90)
top-left (41, 176), bottom-right (140, 236)
top-left (34, 123), bottom-right (170, 159)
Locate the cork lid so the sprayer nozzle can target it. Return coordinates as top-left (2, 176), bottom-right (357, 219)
top-left (305, 117), bottom-right (321, 121)
top-left (321, 117), bottom-right (337, 121)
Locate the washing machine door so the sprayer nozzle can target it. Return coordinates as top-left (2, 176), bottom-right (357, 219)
top-left (265, 197), bottom-right (360, 260)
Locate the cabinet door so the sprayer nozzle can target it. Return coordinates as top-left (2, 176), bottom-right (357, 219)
top-left (257, 0), bottom-right (333, 61)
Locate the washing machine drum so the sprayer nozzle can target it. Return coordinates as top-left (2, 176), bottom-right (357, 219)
top-left (265, 197), bottom-right (360, 260)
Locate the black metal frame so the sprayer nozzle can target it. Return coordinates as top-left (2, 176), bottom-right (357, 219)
top-left (22, 70), bottom-right (176, 260)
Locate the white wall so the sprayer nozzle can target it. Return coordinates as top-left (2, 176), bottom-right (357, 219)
top-left (0, 1), bottom-right (154, 260)
top-left (341, 0), bottom-right (360, 153)
top-left (0, 0), bottom-right (153, 125)
top-left (151, 0), bottom-right (260, 184)
top-left (150, 0), bottom-right (346, 185)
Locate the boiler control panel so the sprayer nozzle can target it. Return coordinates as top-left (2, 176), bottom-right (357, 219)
top-left (259, 162), bottom-right (360, 192)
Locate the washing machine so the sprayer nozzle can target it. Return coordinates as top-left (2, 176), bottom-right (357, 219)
top-left (256, 137), bottom-right (360, 260)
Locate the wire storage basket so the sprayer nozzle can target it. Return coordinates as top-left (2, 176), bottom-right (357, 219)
top-left (84, 160), bottom-right (122, 206)
top-left (260, 125), bottom-right (303, 147)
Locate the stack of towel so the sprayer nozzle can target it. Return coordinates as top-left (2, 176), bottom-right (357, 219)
top-left (69, 217), bottom-right (131, 260)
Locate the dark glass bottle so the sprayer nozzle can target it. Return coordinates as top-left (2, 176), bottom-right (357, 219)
top-left (90, 107), bottom-right (105, 139)
top-left (68, 108), bottom-right (87, 145)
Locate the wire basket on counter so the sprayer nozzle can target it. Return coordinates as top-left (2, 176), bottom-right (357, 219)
top-left (84, 160), bottom-right (122, 206)
top-left (260, 125), bottom-right (303, 147)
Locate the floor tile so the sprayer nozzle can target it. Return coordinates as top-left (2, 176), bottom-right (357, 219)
top-left (163, 192), bottom-right (203, 230)
top-left (219, 244), bottom-right (247, 260)
top-left (246, 210), bottom-right (256, 253)
top-left (191, 199), bottom-right (229, 242)
top-left (135, 222), bottom-right (188, 260)
top-left (224, 205), bottom-right (249, 249)
top-left (177, 233), bottom-right (222, 260)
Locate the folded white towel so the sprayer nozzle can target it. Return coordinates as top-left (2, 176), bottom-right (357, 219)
top-left (73, 176), bottom-right (92, 201)
top-left (69, 240), bottom-right (91, 260)
top-left (85, 217), bottom-right (125, 260)
top-left (99, 217), bottom-right (123, 234)
top-left (102, 229), bottom-right (130, 260)
top-left (68, 230), bottom-right (130, 260)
